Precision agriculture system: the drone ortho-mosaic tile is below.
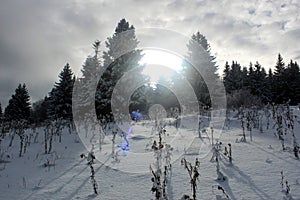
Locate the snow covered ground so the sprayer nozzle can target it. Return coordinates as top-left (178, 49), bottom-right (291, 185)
top-left (0, 108), bottom-right (300, 200)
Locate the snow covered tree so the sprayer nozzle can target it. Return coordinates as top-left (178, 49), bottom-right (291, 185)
top-left (48, 63), bottom-right (75, 120)
top-left (95, 18), bottom-right (143, 120)
top-left (74, 40), bottom-right (101, 118)
top-left (4, 84), bottom-right (31, 122)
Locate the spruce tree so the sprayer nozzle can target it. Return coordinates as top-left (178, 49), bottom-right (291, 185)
top-left (286, 60), bottom-right (300, 104)
top-left (273, 54), bottom-right (286, 103)
top-left (48, 63), bottom-right (74, 120)
top-left (222, 61), bottom-right (230, 93)
top-left (74, 40), bottom-right (101, 118)
top-left (267, 68), bottom-right (274, 102)
top-left (249, 62), bottom-right (269, 102)
top-left (230, 61), bottom-right (243, 91)
top-left (4, 84), bottom-right (31, 122)
top-left (241, 66), bottom-right (249, 89)
top-left (223, 61), bottom-right (244, 93)
top-left (95, 18), bottom-right (143, 120)
top-left (183, 32), bottom-right (219, 106)
top-left (274, 54), bottom-right (285, 76)
top-left (31, 96), bottom-right (51, 125)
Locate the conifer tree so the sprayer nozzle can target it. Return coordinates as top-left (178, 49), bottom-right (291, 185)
top-left (273, 54), bottom-right (286, 103)
top-left (286, 60), bottom-right (300, 104)
top-left (95, 18), bottom-right (143, 119)
top-left (230, 61), bottom-right (243, 91)
top-left (223, 61), bottom-right (230, 93)
top-left (249, 62), bottom-right (269, 102)
top-left (267, 68), bottom-right (274, 101)
top-left (241, 66), bottom-right (249, 89)
top-left (48, 63), bottom-right (74, 120)
top-left (4, 84), bottom-right (31, 122)
top-left (74, 40), bottom-right (101, 118)
top-left (30, 97), bottom-right (51, 125)
top-left (183, 32), bottom-right (219, 106)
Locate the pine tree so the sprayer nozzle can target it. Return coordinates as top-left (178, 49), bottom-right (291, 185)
top-left (286, 60), bottom-right (300, 104)
top-left (95, 18), bottom-right (143, 120)
top-left (273, 54), bottom-right (286, 103)
top-left (48, 63), bottom-right (74, 120)
top-left (223, 61), bottom-right (230, 93)
top-left (30, 97), bottom-right (51, 125)
top-left (248, 62), bottom-right (254, 88)
top-left (249, 62), bottom-right (269, 102)
top-left (230, 61), bottom-right (243, 91)
top-left (274, 54), bottom-right (285, 76)
top-left (74, 41), bottom-right (101, 118)
top-left (267, 68), bottom-right (274, 102)
top-left (223, 61), bottom-right (243, 93)
top-left (241, 66), bottom-right (249, 89)
top-left (4, 84), bottom-right (31, 122)
top-left (183, 32), bottom-right (219, 106)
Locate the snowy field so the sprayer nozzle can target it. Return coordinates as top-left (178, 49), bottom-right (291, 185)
top-left (0, 108), bottom-right (300, 200)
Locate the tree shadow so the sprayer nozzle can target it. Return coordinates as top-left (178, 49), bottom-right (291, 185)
top-left (220, 160), bottom-right (272, 200)
top-left (24, 159), bottom-right (86, 199)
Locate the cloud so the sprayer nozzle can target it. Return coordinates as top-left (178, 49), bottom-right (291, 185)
top-left (0, 0), bottom-right (299, 107)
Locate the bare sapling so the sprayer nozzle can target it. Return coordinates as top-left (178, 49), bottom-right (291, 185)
top-left (224, 143), bottom-right (232, 164)
top-left (198, 114), bottom-right (202, 139)
top-left (17, 121), bottom-right (26, 157)
top-left (111, 129), bottom-right (118, 161)
top-left (150, 126), bottom-right (172, 200)
top-left (181, 158), bottom-right (200, 200)
top-left (281, 170), bottom-right (284, 190)
top-left (239, 110), bottom-right (246, 142)
top-left (80, 147), bottom-right (98, 195)
top-left (246, 111), bottom-right (253, 142)
top-left (264, 104), bottom-right (271, 130)
top-left (276, 114), bottom-right (285, 150)
top-left (48, 122), bottom-right (54, 154)
top-left (285, 102), bottom-right (299, 158)
top-left (151, 127), bottom-right (164, 200)
top-left (211, 141), bottom-right (226, 181)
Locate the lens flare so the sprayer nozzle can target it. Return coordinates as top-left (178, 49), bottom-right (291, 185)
top-left (140, 49), bottom-right (184, 82)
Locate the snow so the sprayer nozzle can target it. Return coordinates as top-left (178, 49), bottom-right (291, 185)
top-left (0, 109), bottom-right (300, 199)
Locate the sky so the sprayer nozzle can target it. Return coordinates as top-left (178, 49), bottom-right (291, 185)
top-left (0, 0), bottom-right (299, 108)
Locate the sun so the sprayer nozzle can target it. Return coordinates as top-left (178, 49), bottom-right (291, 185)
top-left (139, 48), bottom-right (184, 83)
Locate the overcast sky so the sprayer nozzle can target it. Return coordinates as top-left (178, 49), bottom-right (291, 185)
top-left (0, 0), bottom-right (299, 107)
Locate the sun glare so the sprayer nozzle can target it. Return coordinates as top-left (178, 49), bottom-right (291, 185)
top-left (139, 49), bottom-right (183, 83)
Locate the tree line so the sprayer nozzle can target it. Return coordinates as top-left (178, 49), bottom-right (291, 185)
top-left (223, 54), bottom-right (300, 108)
top-left (0, 18), bottom-right (299, 126)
